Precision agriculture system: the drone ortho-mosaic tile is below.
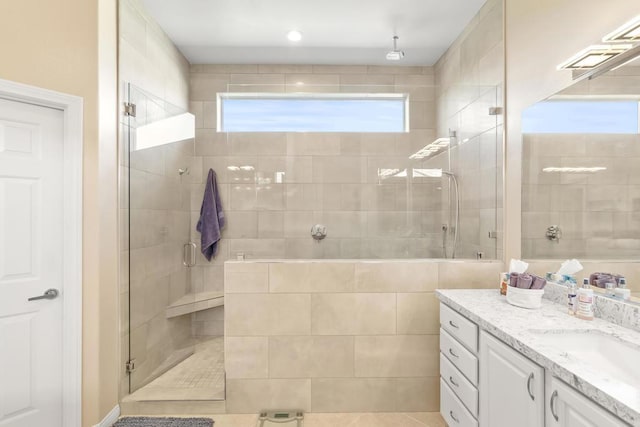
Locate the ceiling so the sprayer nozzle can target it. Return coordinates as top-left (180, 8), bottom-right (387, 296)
top-left (141, 0), bottom-right (487, 66)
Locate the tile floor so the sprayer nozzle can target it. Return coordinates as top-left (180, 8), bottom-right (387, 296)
top-left (128, 337), bottom-right (225, 401)
top-left (119, 413), bottom-right (446, 427)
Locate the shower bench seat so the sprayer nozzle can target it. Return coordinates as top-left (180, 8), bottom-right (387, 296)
top-left (165, 291), bottom-right (224, 318)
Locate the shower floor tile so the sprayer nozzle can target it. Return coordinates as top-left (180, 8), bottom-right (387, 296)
top-left (129, 337), bottom-right (225, 401)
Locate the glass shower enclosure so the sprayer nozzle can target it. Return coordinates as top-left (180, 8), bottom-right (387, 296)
top-left (124, 84), bottom-right (199, 395)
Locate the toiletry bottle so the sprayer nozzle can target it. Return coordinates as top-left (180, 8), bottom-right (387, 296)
top-left (567, 282), bottom-right (577, 315)
top-left (615, 277), bottom-right (631, 301)
top-left (605, 282), bottom-right (616, 298)
top-left (576, 279), bottom-right (594, 321)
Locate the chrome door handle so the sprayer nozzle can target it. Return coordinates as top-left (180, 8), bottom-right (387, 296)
top-left (183, 242), bottom-right (197, 267)
top-left (550, 390), bottom-right (559, 421)
top-left (527, 372), bottom-right (535, 401)
top-left (28, 288), bottom-right (59, 301)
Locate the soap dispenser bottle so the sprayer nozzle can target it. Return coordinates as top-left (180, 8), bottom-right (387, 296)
top-left (576, 278), bottom-right (594, 321)
top-left (615, 277), bottom-right (631, 301)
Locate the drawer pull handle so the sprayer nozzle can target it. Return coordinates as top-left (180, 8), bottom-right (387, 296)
top-left (449, 320), bottom-right (459, 329)
top-left (550, 390), bottom-right (559, 421)
top-left (527, 372), bottom-right (535, 401)
top-left (448, 348), bottom-right (459, 358)
top-left (449, 376), bottom-right (459, 387)
top-left (449, 411), bottom-right (459, 423)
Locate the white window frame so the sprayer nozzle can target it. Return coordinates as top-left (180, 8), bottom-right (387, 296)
top-left (217, 92), bottom-right (410, 133)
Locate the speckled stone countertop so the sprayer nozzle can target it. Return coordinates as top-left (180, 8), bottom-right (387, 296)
top-left (436, 289), bottom-right (640, 426)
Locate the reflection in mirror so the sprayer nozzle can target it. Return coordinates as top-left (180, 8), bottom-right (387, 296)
top-left (521, 60), bottom-right (640, 260)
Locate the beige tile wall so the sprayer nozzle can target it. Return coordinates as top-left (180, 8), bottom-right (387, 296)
top-left (119, 0), bottom-right (193, 397)
top-left (224, 259), bottom-right (503, 413)
top-left (432, 0), bottom-right (504, 260)
top-left (188, 64), bottom-right (444, 268)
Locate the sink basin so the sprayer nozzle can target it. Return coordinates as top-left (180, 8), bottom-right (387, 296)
top-left (529, 330), bottom-right (640, 389)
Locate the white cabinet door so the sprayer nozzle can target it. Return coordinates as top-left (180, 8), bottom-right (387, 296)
top-left (546, 375), bottom-right (627, 427)
top-left (479, 331), bottom-right (544, 427)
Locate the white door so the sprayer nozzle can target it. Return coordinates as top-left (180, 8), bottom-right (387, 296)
top-left (479, 330), bottom-right (544, 427)
top-left (0, 97), bottom-right (64, 427)
top-left (546, 375), bottom-right (627, 427)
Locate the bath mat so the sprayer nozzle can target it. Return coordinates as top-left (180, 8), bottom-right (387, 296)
top-left (113, 417), bottom-right (213, 427)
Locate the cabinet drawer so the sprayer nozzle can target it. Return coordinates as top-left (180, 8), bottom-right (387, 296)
top-left (440, 353), bottom-right (478, 417)
top-left (441, 327), bottom-right (478, 385)
top-left (440, 303), bottom-right (478, 353)
top-left (441, 378), bottom-right (478, 427)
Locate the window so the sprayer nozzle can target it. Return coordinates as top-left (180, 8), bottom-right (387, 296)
top-left (218, 93), bottom-right (408, 133)
top-left (522, 100), bottom-right (639, 134)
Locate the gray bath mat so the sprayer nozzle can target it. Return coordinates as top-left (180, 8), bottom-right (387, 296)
top-left (114, 417), bottom-right (213, 427)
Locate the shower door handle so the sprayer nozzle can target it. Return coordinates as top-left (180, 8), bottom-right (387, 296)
top-left (183, 242), bottom-right (197, 267)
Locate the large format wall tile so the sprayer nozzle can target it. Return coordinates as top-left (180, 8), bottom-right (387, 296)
top-left (225, 337), bottom-right (268, 379)
top-left (269, 336), bottom-right (354, 378)
top-left (270, 262), bottom-right (355, 293)
top-left (225, 293), bottom-right (311, 336)
top-left (311, 293), bottom-right (396, 335)
top-left (311, 378), bottom-right (396, 412)
top-left (354, 335), bottom-right (439, 377)
top-left (226, 379), bottom-right (311, 413)
top-left (354, 261), bottom-right (438, 292)
top-left (397, 293), bottom-right (440, 334)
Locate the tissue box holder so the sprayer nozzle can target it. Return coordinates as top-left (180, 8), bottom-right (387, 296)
top-left (506, 286), bottom-right (544, 309)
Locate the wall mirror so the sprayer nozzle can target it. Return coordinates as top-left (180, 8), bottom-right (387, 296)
top-left (521, 59), bottom-right (640, 260)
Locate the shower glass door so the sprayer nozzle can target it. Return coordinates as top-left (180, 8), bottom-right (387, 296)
top-left (125, 83), bottom-right (197, 394)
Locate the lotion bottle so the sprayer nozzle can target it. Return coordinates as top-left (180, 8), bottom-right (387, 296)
top-left (576, 278), bottom-right (594, 321)
top-left (567, 282), bottom-right (577, 315)
top-left (615, 277), bottom-right (631, 301)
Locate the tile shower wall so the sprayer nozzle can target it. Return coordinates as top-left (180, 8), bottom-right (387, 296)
top-left (432, 0), bottom-right (504, 260)
top-left (223, 260), bottom-right (503, 413)
top-left (119, 0), bottom-right (192, 396)
top-left (522, 133), bottom-right (640, 259)
top-left (188, 64), bottom-right (445, 340)
top-left (188, 64), bottom-right (440, 270)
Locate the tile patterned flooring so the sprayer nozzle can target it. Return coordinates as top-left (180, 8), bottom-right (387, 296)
top-left (119, 413), bottom-right (446, 427)
top-left (129, 337), bottom-right (225, 401)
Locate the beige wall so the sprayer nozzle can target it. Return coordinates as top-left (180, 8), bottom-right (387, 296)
top-left (0, 0), bottom-right (120, 425)
top-left (224, 260), bottom-right (502, 413)
top-left (504, 0), bottom-right (640, 261)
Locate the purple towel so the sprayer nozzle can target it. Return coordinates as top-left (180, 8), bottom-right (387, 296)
top-left (530, 275), bottom-right (547, 290)
top-left (516, 273), bottom-right (533, 289)
top-left (197, 169), bottom-right (225, 261)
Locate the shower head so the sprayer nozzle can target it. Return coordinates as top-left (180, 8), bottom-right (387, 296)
top-left (386, 36), bottom-right (405, 61)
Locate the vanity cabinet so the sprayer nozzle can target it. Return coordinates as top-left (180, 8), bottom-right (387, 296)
top-left (439, 302), bottom-right (629, 427)
top-left (545, 375), bottom-right (627, 427)
top-left (479, 330), bottom-right (544, 427)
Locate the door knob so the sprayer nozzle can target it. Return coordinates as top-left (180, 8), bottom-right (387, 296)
top-left (28, 288), bottom-right (59, 301)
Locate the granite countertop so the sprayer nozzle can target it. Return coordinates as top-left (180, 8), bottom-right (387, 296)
top-left (436, 289), bottom-right (640, 426)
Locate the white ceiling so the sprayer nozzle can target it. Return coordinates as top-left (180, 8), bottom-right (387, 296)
top-left (142, 0), bottom-right (487, 66)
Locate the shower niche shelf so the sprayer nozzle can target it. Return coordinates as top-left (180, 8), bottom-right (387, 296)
top-left (165, 291), bottom-right (224, 318)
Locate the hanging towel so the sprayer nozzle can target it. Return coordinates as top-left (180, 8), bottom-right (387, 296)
top-left (197, 169), bottom-right (225, 261)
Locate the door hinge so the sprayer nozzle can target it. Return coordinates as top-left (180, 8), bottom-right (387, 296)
top-left (125, 359), bottom-right (136, 374)
top-left (488, 107), bottom-right (503, 116)
top-left (124, 102), bottom-right (137, 117)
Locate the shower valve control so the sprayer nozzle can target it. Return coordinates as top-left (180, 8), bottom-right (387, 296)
top-left (311, 224), bottom-right (327, 242)
top-left (546, 225), bottom-right (562, 242)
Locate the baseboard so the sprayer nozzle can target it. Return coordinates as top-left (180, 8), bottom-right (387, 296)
top-left (95, 404), bottom-right (120, 427)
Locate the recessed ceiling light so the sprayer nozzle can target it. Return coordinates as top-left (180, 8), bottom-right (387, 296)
top-left (603, 16), bottom-right (640, 42)
top-left (557, 44), bottom-right (632, 70)
top-left (287, 30), bottom-right (302, 42)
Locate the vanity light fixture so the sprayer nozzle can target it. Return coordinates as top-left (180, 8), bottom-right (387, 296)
top-left (542, 167), bottom-right (607, 173)
top-left (287, 30), bottom-right (302, 42)
top-left (603, 16), bottom-right (640, 42)
top-left (409, 138), bottom-right (450, 159)
top-left (557, 44), bottom-right (632, 70)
